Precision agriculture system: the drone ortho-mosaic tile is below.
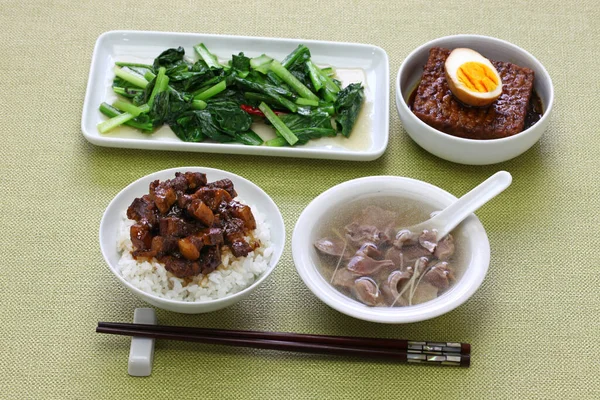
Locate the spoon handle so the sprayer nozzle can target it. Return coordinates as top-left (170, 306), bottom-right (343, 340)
top-left (432, 171), bottom-right (512, 238)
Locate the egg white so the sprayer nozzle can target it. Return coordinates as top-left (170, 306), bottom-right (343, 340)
top-left (444, 48), bottom-right (503, 107)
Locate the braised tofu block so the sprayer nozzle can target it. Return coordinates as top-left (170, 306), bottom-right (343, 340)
top-left (411, 47), bottom-right (535, 139)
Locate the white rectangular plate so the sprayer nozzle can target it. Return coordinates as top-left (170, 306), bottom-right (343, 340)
top-left (82, 30), bottom-right (389, 161)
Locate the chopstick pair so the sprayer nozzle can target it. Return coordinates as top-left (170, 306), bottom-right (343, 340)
top-left (97, 322), bottom-right (470, 367)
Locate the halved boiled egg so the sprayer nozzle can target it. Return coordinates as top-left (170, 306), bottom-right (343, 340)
top-left (444, 48), bottom-right (502, 107)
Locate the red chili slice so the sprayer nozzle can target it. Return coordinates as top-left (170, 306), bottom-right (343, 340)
top-left (240, 104), bottom-right (287, 117)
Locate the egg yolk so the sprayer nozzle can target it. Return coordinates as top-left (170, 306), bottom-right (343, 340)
top-left (457, 62), bottom-right (499, 92)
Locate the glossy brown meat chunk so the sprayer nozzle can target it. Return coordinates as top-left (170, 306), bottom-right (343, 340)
top-left (149, 180), bottom-right (177, 214)
top-left (159, 217), bottom-right (196, 237)
top-left (130, 222), bottom-right (153, 250)
top-left (179, 171), bottom-right (207, 190)
top-left (198, 245), bottom-right (222, 275)
top-left (194, 187), bottom-right (232, 211)
top-left (148, 172), bottom-right (208, 215)
top-left (206, 178), bottom-right (237, 198)
top-left (411, 47), bottom-right (535, 139)
top-left (200, 227), bottom-right (224, 246)
top-left (152, 235), bottom-right (178, 255)
top-left (228, 201), bottom-right (257, 230)
top-left (178, 237), bottom-right (202, 260)
top-left (127, 195), bottom-right (157, 226)
top-left (187, 199), bottom-right (214, 226)
top-left (159, 255), bottom-right (201, 278)
top-left (230, 241), bottom-right (252, 258)
top-left (127, 172), bottom-right (257, 279)
top-left (222, 217), bottom-right (253, 257)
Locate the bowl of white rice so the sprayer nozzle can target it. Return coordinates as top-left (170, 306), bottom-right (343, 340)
top-left (99, 167), bottom-right (285, 314)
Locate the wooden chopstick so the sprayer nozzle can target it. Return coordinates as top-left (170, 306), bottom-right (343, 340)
top-left (98, 322), bottom-right (470, 354)
top-left (96, 322), bottom-right (470, 367)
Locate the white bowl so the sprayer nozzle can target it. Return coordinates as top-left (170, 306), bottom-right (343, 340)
top-left (99, 167), bottom-right (285, 314)
top-left (396, 34), bottom-right (554, 165)
top-left (292, 176), bottom-right (490, 324)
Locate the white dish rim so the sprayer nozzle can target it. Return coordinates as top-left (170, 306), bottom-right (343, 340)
top-left (82, 30), bottom-right (390, 161)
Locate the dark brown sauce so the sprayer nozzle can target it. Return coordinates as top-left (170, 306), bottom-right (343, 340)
top-left (407, 82), bottom-right (544, 132)
top-left (524, 91), bottom-right (543, 129)
top-left (406, 83), bottom-right (420, 112)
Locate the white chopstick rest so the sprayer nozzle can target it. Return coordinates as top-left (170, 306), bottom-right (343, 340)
top-left (128, 308), bottom-right (157, 376)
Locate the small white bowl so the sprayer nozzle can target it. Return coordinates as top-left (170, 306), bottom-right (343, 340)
top-left (99, 167), bottom-right (285, 314)
top-left (292, 176), bottom-right (490, 324)
top-left (396, 34), bottom-right (554, 165)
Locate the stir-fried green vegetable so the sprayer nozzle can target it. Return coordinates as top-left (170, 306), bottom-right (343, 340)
top-left (334, 83), bottom-right (365, 137)
top-left (98, 43), bottom-right (365, 146)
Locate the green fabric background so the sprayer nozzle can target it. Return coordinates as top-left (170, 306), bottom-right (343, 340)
top-left (1, 0), bottom-right (599, 398)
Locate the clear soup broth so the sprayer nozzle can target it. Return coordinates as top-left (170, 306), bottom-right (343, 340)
top-left (312, 196), bottom-right (466, 307)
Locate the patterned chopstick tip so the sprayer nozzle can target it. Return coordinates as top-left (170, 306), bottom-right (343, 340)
top-left (406, 341), bottom-right (471, 367)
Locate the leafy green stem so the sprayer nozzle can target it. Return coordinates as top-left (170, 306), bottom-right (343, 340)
top-left (192, 99), bottom-right (207, 110)
top-left (258, 102), bottom-right (298, 145)
top-left (269, 60), bottom-right (319, 101)
top-left (194, 80), bottom-right (227, 101)
top-left (306, 60), bottom-right (340, 102)
top-left (112, 87), bottom-right (144, 98)
top-left (321, 67), bottom-right (335, 77)
top-left (265, 137), bottom-right (288, 146)
top-left (98, 103), bottom-right (153, 131)
top-left (144, 71), bottom-right (156, 81)
top-left (115, 62), bottom-right (154, 69)
top-left (113, 66), bottom-right (148, 88)
top-left (234, 77), bottom-right (298, 112)
top-left (295, 98), bottom-right (319, 107)
top-left (112, 100), bottom-right (145, 117)
top-left (193, 43), bottom-right (222, 69)
top-left (147, 67), bottom-right (169, 108)
top-left (250, 54), bottom-right (273, 69)
top-left (305, 61), bottom-right (323, 91)
top-left (98, 104), bottom-right (150, 133)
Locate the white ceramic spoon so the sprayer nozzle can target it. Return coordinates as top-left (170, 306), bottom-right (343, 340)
top-left (404, 171), bottom-right (512, 240)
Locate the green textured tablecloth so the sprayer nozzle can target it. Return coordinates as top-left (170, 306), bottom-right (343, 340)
top-left (1, 0), bottom-right (599, 398)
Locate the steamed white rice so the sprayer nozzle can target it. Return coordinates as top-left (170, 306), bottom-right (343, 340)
top-left (116, 203), bottom-right (273, 301)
